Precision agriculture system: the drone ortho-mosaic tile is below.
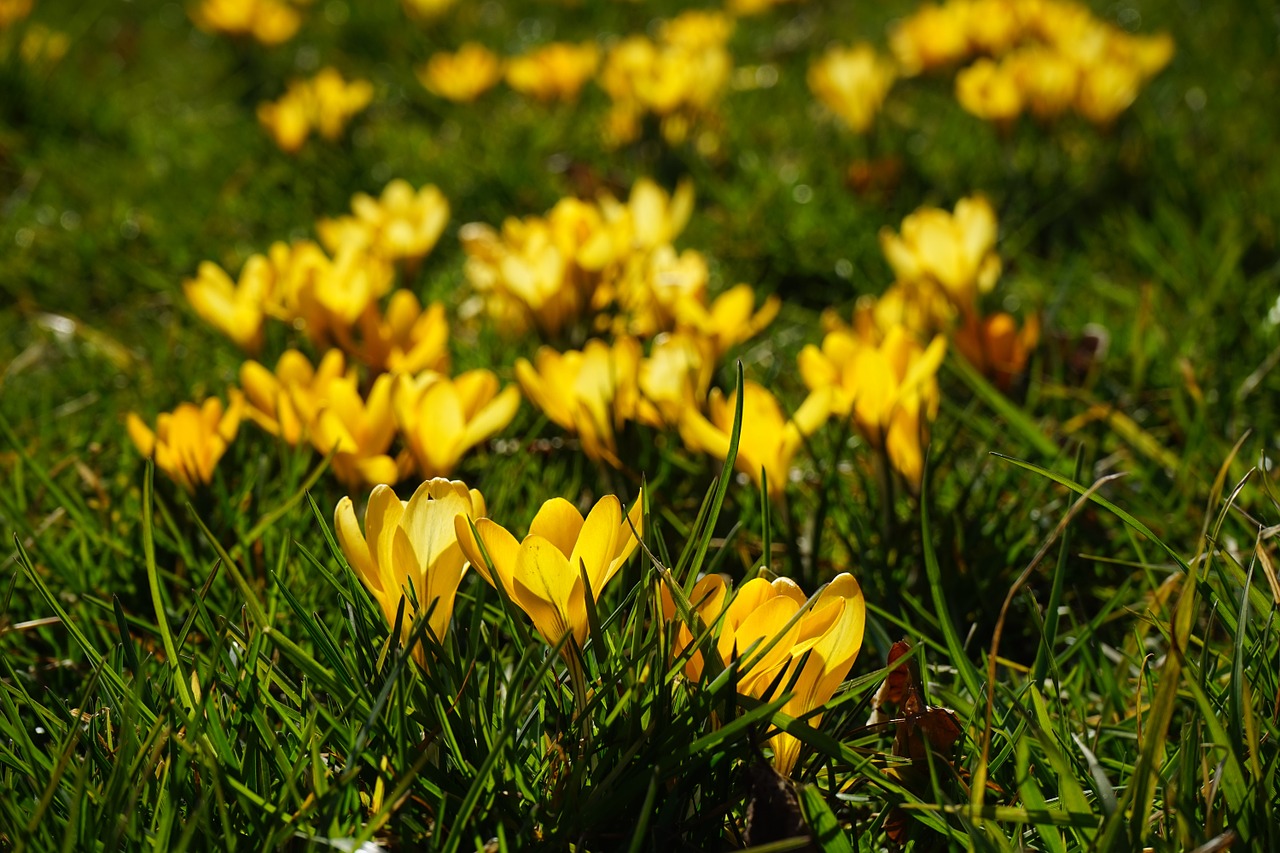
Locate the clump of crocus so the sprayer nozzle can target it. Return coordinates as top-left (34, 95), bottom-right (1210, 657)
top-left (335, 479), bottom-right (485, 667)
top-left (661, 571), bottom-right (866, 776)
top-left (505, 42), bottom-right (600, 103)
top-left (799, 323), bottom-right (945, 488)
top-left (393, 370), bottom-right (521, 479)
top-left (417, 42), bottom-right (503, 103)
top-left (457, 491), bottom-right (644, 649)
top-left (257, 68), bottom-right (374, 153)
top-left (317, 180), bottom-right (450, 269)
top-left (807, 43), bottom-right (897, 134)
top-left (599, 11), bottom-right (733, 147)
top-left (127, 391), bottom-right (245, 492)
top-left (679, 381), bottom-right (832, 501)
top-left (190, 0), bottom-right (300, 45)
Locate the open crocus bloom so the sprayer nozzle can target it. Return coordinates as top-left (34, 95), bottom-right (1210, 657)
top-left (661, 572), bottom-right (865, 776)
top-left (456, 491), bottom-right (644, 647)
top-left (393, 370), bottom-right (521, 479)
top-left (335, 479), bottom-right (485, 667)
top-left (879, 195), bottom-right (1002, 313)
top-left (127, 391), bottom-right (245, 493)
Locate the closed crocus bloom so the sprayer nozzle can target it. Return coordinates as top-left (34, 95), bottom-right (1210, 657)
top-left (308, 374), bottom-right (399, 488)
top-left (418, 42), bottom-right (503, 103)
top-left (879, 195), bottom-right (1002, 312)
top-left (505, 42), bottom-right (600, 102)
top-left (456, 491), bottom-right (644, 647)
top-left (807, 43), bottom-right (897, 134)
top-left (393, 370), bottom-right (520, 478)
top-left (799, 325), bottom-right (945, 487)
top-left (460, 216), bottom-right (584, 337)
top-left (953, 311), bottom-right (1039, 390)
top-left (515, 338), bottom-right (642, 466)
top-left (308, 68), bottom-right (375, 141)
top-left (889, 4), bottom-right (972, 77)
top-left (679, 381), bottom-right (831, 501)
top-left (674, 284), bottom-right (781, 358)
top-left (1075, 61), bottom-right (1140, 125)
top-left (257, 87), bottom-right (313, 153)
top-left (240, 348), bottom-right (351, 445)
top-left (184, 255), bottom-right (275, 352)
top-left (127, 391), bottom-right (245, 492)
top-left (319, 181), bottom-right (449, 267)
top-left (335, 478), bottom-right (485, 666)
top-left (637, 332), bottom-right (713, 428)
top-left (343, 292), bottom-right (450, 376)
top-left (956, 57), bottom-right (1023, 124)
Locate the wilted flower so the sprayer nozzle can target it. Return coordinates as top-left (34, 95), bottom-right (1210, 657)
top-left (953, 311), bottom-right (1039, 390)
top-left (505, 42), bottom-right (600, 103)
top-left (257, 68), bottom-right (374, 152)
top-left (240, 348), bottom-right (352, 446)
top-left (318, 180), bottom-right (450, 267)
top-left (418, 42), bottom-right (503, 103)
top-left (456, 491), bottom-right (644, 647)
top-left (679, 381), bottom-right (831, 500)
top-left (335, 479), bottom-right (485, 666)
top-left (127, 391), bottom-right (245, 492)
top-left (661, 572), bottom-right (866, 776)
top-left (191, 0), bottom-right (300, 45)
top-left (393, 370), bottom-right (521, 479)
top-left (879, 195), bottom-right (1002, 314)
top-left (807, 43), bottom-right (897, 134)
top-left (799, 324), bottom-right (945, 487)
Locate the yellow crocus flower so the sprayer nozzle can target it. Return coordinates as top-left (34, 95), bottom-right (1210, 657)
top-left (636, 332), bottom-right (713, 429)
top-left (393, 370), bottom-right (521, 479)
top-left (126, 391), bottom-right (245, 492)
top-left (1074, 61), bottom-right (1141, 126)
top-left (879, 195), bottom-right (1002, 314)
top-left (505, 42), bottom-right (600, 103)
top-left (455, 491), bottom-right (644, 647)
top-left (679, 381), bottom-right (831, 500)
top-left (0, 0), bottom-right (32, 28)
top-left (953, 311), bottom-right (1039, 391)
top-left (318, 180), bottom-right (450, 267)
top-left (335, 478), bottom-right (485, 667)
top-left (340, 291), bottom-right (450, 376)
top-left (398, 0), bottom-right (454, 19)
top-left (257, 69), bottom-right (373, 153)
top-left (807, 43), bottom-right (897, 134)
top-left (418, 42), bottom-right (503, 103)
top-left (239, 348), bottom-right (352, 446)
top-left (183, 256), bottom-right (276, 352)
top-left (309, 246), bottom-right (395, 330)
top-left (191, 0), bottom-right (300, 46)
top-left (888, 3), bottom-right (972, 77)
top-left (798, 324), bottom-right (946, 487)
top-left (308, 374), bottom-right (399, 488)
top-left (673, 284), bottom-right (781, 358)
top-left (955, 58), bottom-right (1024, 125)
top-left (1006, 46), bottom-right (1078, 120)
top-left (515, 338), bottom-right (643, 466)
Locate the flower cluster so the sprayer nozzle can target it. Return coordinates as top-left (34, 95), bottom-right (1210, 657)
top-left (889, 0), bottom-right (1173, 126)
top-left (190, 0), bottom-right (301, 46)
top-left (600, 10), bottom-right (733, 147)
top-left (126, 392), bottom-right (245, 493)
top-left (257, 68), bottom-right (374, 153)
top-left (807, 43), bottom-right (897, 134)
top-left (662, 572), bottom-right (866, 775)
top-left (418, 41), bottom-right (601, 105)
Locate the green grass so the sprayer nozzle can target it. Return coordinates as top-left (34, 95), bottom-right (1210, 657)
top-left (3, 0), bottom-right (1280, 849)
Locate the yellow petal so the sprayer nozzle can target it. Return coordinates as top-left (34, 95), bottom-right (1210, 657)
top-left (528, 498), bottom-right (585, 558)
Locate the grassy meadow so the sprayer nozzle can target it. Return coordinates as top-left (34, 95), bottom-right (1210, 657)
top-left (2, 0), bottom-right (1279, 849)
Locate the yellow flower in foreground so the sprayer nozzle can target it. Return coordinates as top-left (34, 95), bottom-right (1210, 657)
top-left (955, 58), bottom-right (1023, 125)
top-left (807, 43), bottom-right (897, 134)
top-left (191, 0), bottom-right (300, 45)
top-left (318, 180), bottom-right (450, 266)
top-left (393, 370), bottom-right (521, 478)
top-left (184, 256), bottom-right (275, 352)
top-left (418, 42), bottom-right (503, 103)
top-left (679, 381), bottom-right (831, 500)
top-left (335, 479), bottom-right (485, 666)
top-left (515, 338), bottom-right (642, 466)
top-left (456, 491), bottom-right (644, 646)
top-left (126, 391), bottom-right (245, 492)
top-left (799, 325), bottom-right (945, 487)
top-left (879, 195), bottom-right (1002, 313)
top-left (505, 42), bottom-right (600, 103)
top-left (661, 572), bottom-right (866, 776)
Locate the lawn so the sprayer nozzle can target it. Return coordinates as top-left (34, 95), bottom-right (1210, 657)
top-left (2, 0), bottom-right (1279, 849)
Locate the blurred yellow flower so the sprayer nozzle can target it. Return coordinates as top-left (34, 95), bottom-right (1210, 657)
top-left (0, 0), bottom-right (32, 28)
top-left (660, 572), bottom-right (866, 776)
top-left (1006, 46), bottom-right (1078, 120)
top-left (636, 332), bottom-right (713, 428)
top-left (505, 41), bottom-right (600, 103)
top-left (399, 0), bottom-right (454, 20)
top-left (257, 68), bottom-right (374, 152)
top-left (19, 25), bottom-right (69, 66)
top-left (393, 370), bottom-right (521, 479)
top-left (679, 381), bottom-right (831, 500)
top-left (126, 391), bottom-right (245, 492)
top-left (191, 0), bottom-right (300, 45)
top-left (184, 255), bottom-right (275, 352)
top-left (318, 180), bottom-right (450, 267)
top-left (515, 338), bottom-right (642, 466)
top-left (807, 43), bottom-right (897, 134)
top-left (879, 195), bottom-right (1002, 313)
top-left (955, 57), bottom-right (1024, 125)
top-left (240, 348), bottom-right (352, 446)
top-left (1074, 61), bottom-right (1141, 126)
top-left (335, 478), bottom-right (485, 666)
top-left (307, 374), bottom-right (399, 488)
top-left (418, 42), bottom-right (503, 103)
top-left (456, 491), bottom-right (644, 647)
top-left (339, 291), bottom-right (450, 376)
top-left (799, 325), bottom-right (945, 487)
top-left (889, 3), bottom-right (971, 77)
top-left (953, 311), bottom-right (1039, 390)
